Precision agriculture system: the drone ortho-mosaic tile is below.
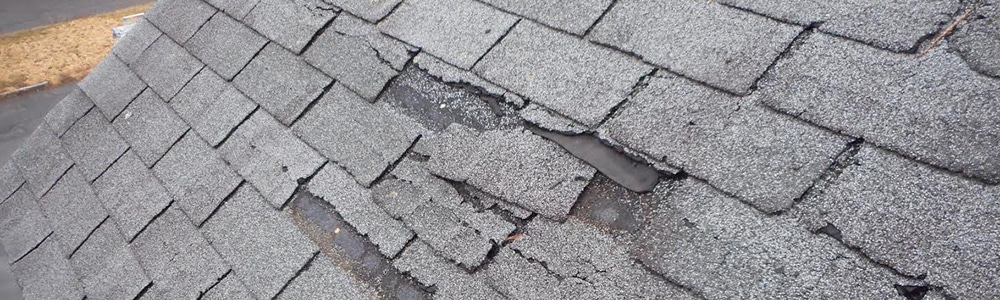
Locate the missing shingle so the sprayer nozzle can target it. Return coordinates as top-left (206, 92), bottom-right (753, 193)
top-left (527, 126), bottom-right (660, 193)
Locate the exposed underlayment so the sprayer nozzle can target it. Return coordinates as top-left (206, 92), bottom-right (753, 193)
top-left (0, 0), bottom-right (998, 299)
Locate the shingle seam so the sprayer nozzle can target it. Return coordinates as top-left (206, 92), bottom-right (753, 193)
top-left (0, 181), bottom-right (26, 205)
top-left (149, 128), bottom-right (193, 169)
top-left (594, 68), bottom-right (658, 129)
top-left (230, 41), bottom-right (270, 84)
top-left (67, 215), bottom-right (111, 259)
top-left (214, 106), bottom-right (259, 149)
top-left (279, 161), bottom-right (328, 210)
top-left (53, 105), bottom-right (97, 139)
top-left (34, 161), bottom-right (74, 199)
top-left (368, 135), bottom-right (421, 188)
top-left (299, 13), bottom-right (340, 55)
top-left (632, 257), bottom-right (710, 300)
top-left (198, 180), bottom-right (245, 228)
top-left (374, 0), bottom-right (406, 25)
top-left (745, 22), bottom-right (821, 96)
top-left (131, 280), bottom-right (154, 300)
top-left (10, 231), bottom-right (53, 266)
top-left (90, 146), bottom-right (130, 184)
top-left (583, 0), bottom-right (619, 37)
top-left (196, 268), bottom-right (233, 299)
top-left (471, 18), bottom-right (521, 70)
top-left (288, 79), bottom-right (336, 128)
top-left (128, 200), bottom-right (174, 243)
top-left (776, 138), bottom-right (864, 215)
top-left (270, 250), bottom-right (320, 300)
top-left (369, 48), bottom-right (419, 102)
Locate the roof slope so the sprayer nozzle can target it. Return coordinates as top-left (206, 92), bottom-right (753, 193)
top-left (1, 0), bottom-right (999, 299)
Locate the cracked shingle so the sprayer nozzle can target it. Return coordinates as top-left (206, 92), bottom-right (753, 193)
top-left (475, 21), bottom-right (651, 126)
top-left (153, 133), bottom-right (242, 225)
top-left (185, 12), bottom-right (268, 80)
top-left (233, 43), bottom-right (332, 125)
top-left (293, 83), bottom-right (423, 187)
top-left (171, 69), bottom-right (257, 147)
top-left (218, 109), bottom-right (326, 208)
top-left (479, 0), bottom-right (613, 35)
top-left (133, 206), bottom-right (229, 299)
top-left (757, 33), bottom-right (1000, 184)
top-left (133, 36), bottom-right (205, 101)
top-left (589, 0), bottom-right (800, 94)
top-left (37, 167), bottom-right (108, 257)
top-left (599, 73), bottom-right (847, 213)
top-left (144, 0), bottom-right (217, 43)
top-left (92, 150), bottom-right (172, 240)
top-left (78, 54), bottom-right (146, 123)
top-left (11, 124), bottom-right (72, 197)
top-left (113, 89), bottom-right (190, 167)
top-left (0, 186), bottom-right (51, 263)
top-left (60, 109), bottom-right (128, 181)
top-left (243, 0), bottom-right (337, 53)
top-left (43, 87), bottom-right (94, 137)
top-left (201, 184), bottom-right (318, 300)
top-left (10, 239), bottom-right (84, 300)
top-left (70, 222), bottom-right (150, 300)
top-left (379, 0), bottom-right (519, 69)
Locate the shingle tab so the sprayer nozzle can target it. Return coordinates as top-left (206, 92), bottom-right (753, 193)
top-left (133, 36), bottom-right (205, 101)
top-left (233, 43), bottom-right (332, 125)
top-left (795, 146), bottom-right (1000, 299)
top-left (303, 14), bottom-right (412, 100)
top-left (44, 87), bottom-right (94, 137)
top-left (70, 222), bottom-right (150, 300)
top-left (307, 164), bottom-right (414, 257)
top-left (0, 161), bottom-right (24, 202)
top-left (10, 239), bottom-right (84, 300)
top-left (293, 84), bottom-right (423, 186)
top-left (953, 3), bottom-right (1000, 78)
top-left (201, 184), bottom-right (318, 300)
top-left (78, 54), bottom-right (147, 124)
top-left (205, 0), bottom-right (259, 20)
top-left (171, 69), bottom-right (257, 147)
top-left (60, 109), bottom-right (128, 181)
top-left (719, 0), bottom-right (960, 51)
top-left (0, 187), bottom-right (51, 263)
top-left (133, 206), bottom-right (229, 299)
top-left (599, 74), bottom-right (847, 213)
top-left (185, 13), bottom-right (268, 80)
top-left (276, 256), bottom-right (378, 300)
top-left (11, 124), bottom-right (73, 197)
top-left (37, 167), bottom-right (108, 257)
top-left (218, 110), bottom-right (326, 208)
top-left (113, 19), bottom-right (163, 66)
top-left (401, 201), bottom-right (493, 269)
top-left (243, 0), bottom-right (337, 53)
top-left (475, 21), bottom-right (650, 126)
top-left (378, 0), bottom-right (518, 69)
top-left (757, 33), bottom-right (1000, 184)
top-left (422, 124), bottom-right (595, 220)
top-left (479, 0), bottom-right (612, 35)
top-left (201, 273), bottom-right (254, 300)
top-left (144, 0), bottom-right (218, 43)
top-left (92, 150), bottom-right (172, 240)
top-left (153, 133), bottom-right (242, 225)
top-left (589, 0), bottom-right (800, 94)
top-left (325, 0), bottom-right (400, 22)
top-left (113, 89), bottom-right (189, 168)
top-left (394, 241), bottom-right (504, 299)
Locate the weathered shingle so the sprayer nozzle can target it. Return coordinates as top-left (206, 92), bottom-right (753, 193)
top-left (185, 12), bottom-right (268, 80)
top-left (92, 150), bottom-right (172, 240)
top-left (325, 0), bottom-right (400, 22)
top-left (11, 124), bottom-right (72, 197)
top-left (78, 54), bottom-right (147, 124)
top-left (0, 187), bottom-right (51, 263)
top-left (153, 133), bottom-right (242, 226)
top-left (60, 109), bottom-right (128, 182)
top-left (475, 21), bottom-right (651, 126)
top-left (37, 167), bottom-right (108, 257)
top-left (113, 89), bottom-right (190, 168)
top-left (70, 222), bottom-right (150, 300)
top-left (133, 36), bottom-right (205, 101)
top-left (276, 256), bottom-right (378, 300)
top-left (10, 239), bottom-right (84, 300)
top-left (394, 241), bottom-right (504, 299)
top-left (479, 0), bottom-right (613, 35)
top-left (243, 0), bottom-right (337, 53)
top-left (379, 0), bottom-right (519, 69)
top-left (293, 84), bottom-right (423, 186)
top-left (218, 110), bottom-right (326, 208)
top-left (133, 206), bottom-right (228, 299)
top-left (113, 19), bottom-right (163, 66)
top-left (233, 43), bottom-right (332, 125)
top-left (43, 87), bottom-right (94, 137)
top-left (201, 273), bottom-right (254, 300)
top-left (952, 3), bottom-right (1000, 78)
top-left (201, 184), bottom-right (318, 300)
top-left (144, 0), bottom-right (218, 43)
top-left (171, 69), bottom-right (257, 147)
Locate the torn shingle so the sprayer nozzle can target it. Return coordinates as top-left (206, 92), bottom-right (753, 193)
top-left (233, 43), bottom-right (332, 125)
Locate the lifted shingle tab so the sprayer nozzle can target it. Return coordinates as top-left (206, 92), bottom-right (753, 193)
top-left (113, 89), bottom-right (190, 168)
top-left (37, 167), bottom-right (108, 257)
top-left (60, 109), bottom-right (128, 182)
top-left (233, 43), bottom-right (332, 125)
top-left (92, 150), bottom-right (172, 240)
top-left (153, 133), bottom-right (242, 226)
top-left (186, 12), bottom-right (268, 80)
top-left (133, 36), bottom-right (205, 101)
top-left (70, 222), bottom-right (150, 300)
top-left (79, 54), bottom-right (146, 121)
top-left (144, 0), bottom-right (218, 43)
top-left (133, 206), bottom-right (228, 299)
top-left (171, 69), bottom-right (257, 147)
top-left (243, 0), bottom-right (338, 53)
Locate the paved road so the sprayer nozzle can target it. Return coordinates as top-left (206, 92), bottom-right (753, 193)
top-left (0, 84), bottom-right (75, 166)
top-left (0, 0), bottom-right (149, 34)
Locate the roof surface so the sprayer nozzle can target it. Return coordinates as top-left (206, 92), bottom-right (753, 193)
top-left (1, 0), bottom-right (999, 299)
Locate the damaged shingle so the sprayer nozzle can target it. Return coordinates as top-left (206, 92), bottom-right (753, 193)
top-left (243, 0), bottom-right (338, 54)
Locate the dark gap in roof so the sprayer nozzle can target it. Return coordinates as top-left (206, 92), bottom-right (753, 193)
top-left (527, 126), bottom-right (660, 193)
top-left (893, 284), bottom-right (930, 300)
top-left (569, 173), bottom-right (661, 236)
top-left (287, 191), bottom-right (432, 300)
top-left (378, 66), bottom-right (520, 133)
top-left (815, 222), bottom-right (844, 242)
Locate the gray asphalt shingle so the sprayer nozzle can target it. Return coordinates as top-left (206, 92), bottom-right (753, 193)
top-left (233, 43), bottom-right (332, 125)
top-left (10, 239), bottom-right (84, 300)
top-left (303, 14), bottom-right (412, 100)
top-left (133, 206), bottom-right (229, 299)
top-left (794, 146), bottom-right (1000, 299)
top-left (205, 0), bottom-right (260, 20)
top-left (757, 33), bottom-right (1000, 184)
top-left (186, 12), bottom-right (268, 80)
top-left (133, 36), bottom-right (205, 101)
top-left (11, 124), bottom-right (72, 197)
top-left (379, 0), bottom-right (519, 69)
top-left (952, 2), bottom-right (1000, 78)
top-left (589, 0), bottom-right (800, 94)
top-left (276, 256), bottom-right (378, 300)
top-left (70, 222), bottom-right (150, 300)
top-left (144, 0), bottom-right (218, 43)
top-left (113, 89), bottom-right (189, 168)
top-left (243, 0), bottom-right (337, 53)
top-left (43, 87), bottom-right (94, 137)
top-left (201, 273), bottom-right (254, 300)
top-left (326, 0), bottom-right (400, 22)
top-left (92, 150), bottom-right (172, 240)
top-left (401, 201), bottom-right (493, 269)
top-left (479, 0), bottom-right (613, 35)
top-left (171, 69), bottom-right (257, 147)
top-left (475, 21), bottom-right (651, 126)
top-left (201, 184), bottom-right (318, 300)
top-left (293, 84), bottom-right (423, 187)
top-left (218, 110), bottom-right (326, 208)
top-left (36, 167), bottom-right (107, 257)
top-left (0, 163), bottom-right (22, 202)
top-left (0, 186), bottom-right (51, 263)
top-left (59, 109), bottom-right (128, 181)
top-left (394, 240), bottom-right (504, 299)
top-left (599, 73), bottom-right (847, 213)
top-left (113, 19), bottom-right (162, 66)
top-left (78, 54), bottom-right (146, 121)
top-left (152, 133), bottom-right (242, 226)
